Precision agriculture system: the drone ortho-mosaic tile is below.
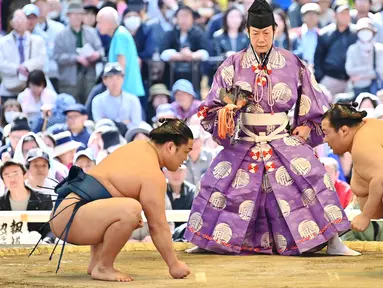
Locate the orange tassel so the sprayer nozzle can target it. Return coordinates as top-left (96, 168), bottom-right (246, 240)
top-left (218, 107), bottom-right (236, 139)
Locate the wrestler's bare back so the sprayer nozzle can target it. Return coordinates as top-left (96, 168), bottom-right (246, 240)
top-left (88, 140), bottom-right (165, 200)
top-left (351, 119), bottom-right (383, 217)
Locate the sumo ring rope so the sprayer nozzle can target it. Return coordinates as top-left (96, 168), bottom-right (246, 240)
top-left (1, 242), bottom-right (383, 257)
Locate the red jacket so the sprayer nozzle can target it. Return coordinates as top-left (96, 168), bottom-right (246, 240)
top-left (334, 179), bottom-right (353, 209)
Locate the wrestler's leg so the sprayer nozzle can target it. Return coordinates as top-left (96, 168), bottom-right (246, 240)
top-left (51, 197), bottom-right (142, 282)
top-left (87, 243), bottom-right (103, 275)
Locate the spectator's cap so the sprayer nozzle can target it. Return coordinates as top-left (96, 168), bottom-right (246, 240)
top-left (83, 5), bottom-right (99, 15)
top-left (152, 103), bottom-right (177, 123)
top-left (23, 4), bottom-right (40, 17)
top-left (374, 104), bottom-right (383, 119)
top-left (67, 2), bottom-right (86, 14)
top-left (26, 148), bottom-right (50, 165)
top-left (171, 79), bottom-right (197, 98)
top-left (189, 125), bottom-right (201, 139)
top-left (356, 17), bottom-right (377, 33)
top-left (73, 148), bottom-right (96, 163)
top-left (10, 115), bottom-right (31, 133)
top-left (63, 103), bottom-right (87, 115)
top-left (94, 119), bottom-right (117, 133)
top-left (149, 84), bottom-right (171, 102)
top-left (333, 0), bottom-right (350, 14)
top-left (101, 127), bottom-right (122, 152)
top-left (301, 3), bottom-right (321, 15)
top-left (103, 62), bottom-right (124, 77)
top-left (125, 121), bottom-right (153, 143)
top-left (53, 131), bottom-right (83, 158)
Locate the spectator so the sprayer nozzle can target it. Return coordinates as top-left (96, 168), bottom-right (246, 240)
top-left (97, 6), bottom-right (145, 98)
top-left (0, 160), bottom-right (55, 243)
top-left (291, 3), bottom-right (321, 67)
top-left (48, 103), bottom-right (90, 148)
top-left (25, 148), bottom-right (56, 196)
top-left (0, 9), bottom-right (46, 101)
top-left (171, 79), bottom-right (201, 121)
top-left (287, 0), bottom-right (311, 28)
top-left (320, 157), bottom-right (353, 209)
top-left (25, 1), bottom-right (65, 92)
top-left (314, 3), bottom-right (357, 97)
top-left (152, 103), bottom-right (177, 128)
top-left (0, 116), bottom-right (31, 161)
top-left (73, 148), bottom-right (96, 173)
top-left (83, 5), bottom-right (99, 28)
top-left (160, 6), bottom-right (210, 95)
top-left (0, 100), bottom-right (23, 137)
top-left (318, 0), bottom-right (335, 28)
top-left (351, 0), bottom-right (373, 24)
top-left (125, 122), bottom-right (153, 142)
top-left (122, 1), bottom-right (146, 37)
top-left (345, 18), bottom-right (383, 97)
top-left (355, 92), bottom-right (381, 117)
top-left (163, 164), bottom-right (195, 228)
top-left (17, 70), bottom-right (57, 126)
top-left (54, 2), bottom-right (104, 104)
top-left (273, 9), bottom-right (296, 51)
top-left (211, 7), bottom-right (249, 58)
top-left (184, 125), bottom-right (214, 185)
top-left (52, 131), bottom-right (82, 169)
top-left (92, 62), bottom-right (142, 130)
top-left (37, 131), bottom-right (55, 153)
top-left (96, 127), bottom-right (126, 163)
top-left (146, 84), bottom-right (171, 126)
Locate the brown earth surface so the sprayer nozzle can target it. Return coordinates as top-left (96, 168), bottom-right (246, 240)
top-left (0, 244), bottom-right (382, 288)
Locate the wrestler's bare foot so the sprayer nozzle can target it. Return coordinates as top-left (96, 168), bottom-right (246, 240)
top-left (185, 246), bottom-right (209, 254)
top-left (87, 244), bottom-right (102, 275)
top-left (91, 264), bottom-right (133, 282)
top-left (326, 235), bottom-right (361, 256)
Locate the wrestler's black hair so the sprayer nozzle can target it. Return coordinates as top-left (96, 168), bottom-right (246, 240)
top-left (0, 160), bottom-right (27, 180)
top-left (322, 102), bottom-right (367, 131)
top-left (149, 118), bottom-right (193, 146)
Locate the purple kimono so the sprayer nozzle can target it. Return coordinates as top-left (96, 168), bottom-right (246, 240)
top-left (184, 47), bottom-right (350, 255)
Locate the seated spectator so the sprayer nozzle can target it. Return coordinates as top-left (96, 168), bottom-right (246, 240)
top-left (320, 157), bottom-right (353, 209)
top-left (318, 0), bottom-right (335, 28)
top-left (92, 62), bottom-right (142, 130)
top-left (0, 116), bottom-right (31, 161)
top-left (146, 84), bottom-right (171, 126)
top-left (171, 79), bottom-right (201, 121)
top-left (32, 93), bottom-right (76, 133)
top-left (125, 122), bottom-right (153, 143)
top-left (73, 149), bottom-right (96, 173)
top-left (48, 104), bottom-right (90, 148)
top-left (37, 132), bottom-right (56, 154)
top-left (273, 9), bottom-right (296, 51)
top-left (12, 131), bottom-right (68, 182)
top-left (83, 5), bottom-right (99, 28)
top-left (52, 131), bottom-right (82, 169)
top-left (25, 148), bottom-right (56, 197)
top-left (345, 18), bottom-right (383, 97)
top-left (0, 160), bottom-right (55, 244)
top-left (0, 100), bottom-right (23, 139)
top-left (163, 164), bottom-right (195, 228)
top-left (355, 92), bottom-right (381, 118)
top-left (351, 0), bottom-right (373, 24)
top-left (96, 127), bottom-right (126, 163)
top-left (152, 103), bottom-right (177, 128)
top-left (185, 125), bottom-right (215, 185)
top-left (17, 70), bottom-right (57, 127)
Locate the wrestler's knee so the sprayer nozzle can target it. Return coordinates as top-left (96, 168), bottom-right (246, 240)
top-left (119, 198), bottom-right (142, 223)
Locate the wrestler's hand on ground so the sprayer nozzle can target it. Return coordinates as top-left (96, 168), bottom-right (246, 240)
top-left (169, 260), bottom-right (190, 279)
top-left (351, 214), bottom-right (370, 232)
top-left (292, 126), bottom-right (311, 141)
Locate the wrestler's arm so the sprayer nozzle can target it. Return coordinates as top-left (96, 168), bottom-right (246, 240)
top-left (139, 176), bottom-right (178, 268)
top-left (353, 144), bottom-right (383, 220)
